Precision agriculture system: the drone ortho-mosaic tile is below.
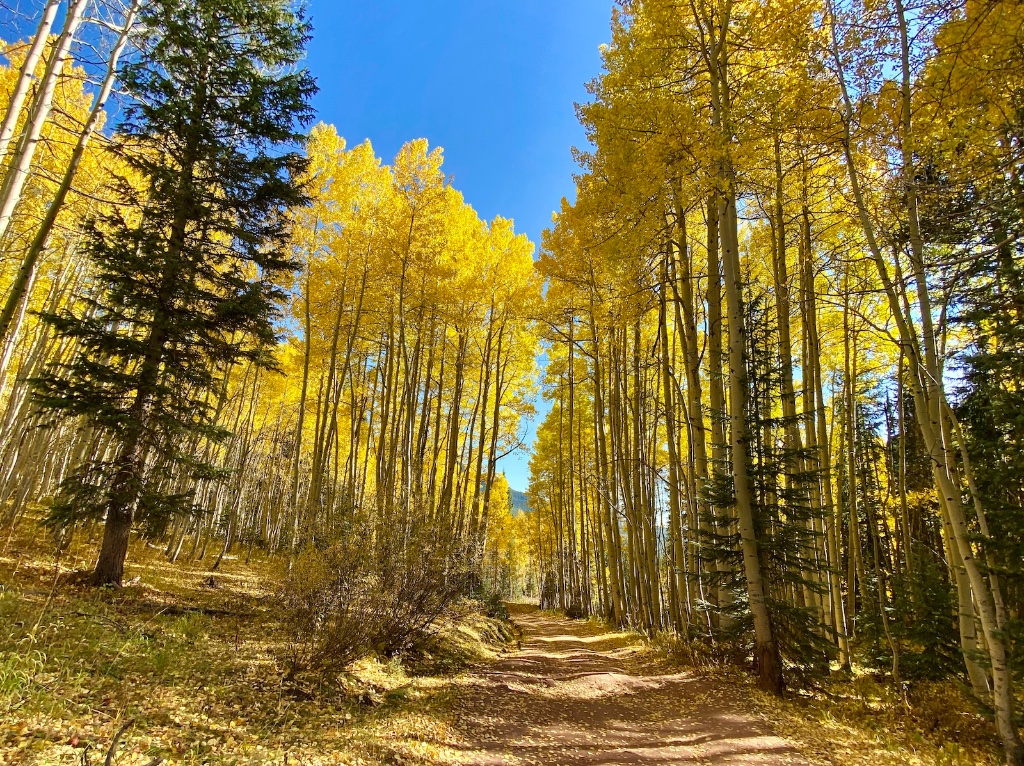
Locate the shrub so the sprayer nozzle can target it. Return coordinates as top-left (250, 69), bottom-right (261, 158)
top-left (478, 588), bottom-right (510, 621)
top-left (565, 600), bottom-right (587, 620)
top-left (281, 516), bottom-right (472, 676)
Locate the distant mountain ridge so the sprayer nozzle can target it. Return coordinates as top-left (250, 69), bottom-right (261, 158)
top-left (510, 489), bottom-right (532, 515)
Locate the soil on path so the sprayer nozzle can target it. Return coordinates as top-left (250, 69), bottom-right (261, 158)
top-left (449, 604), bottom-right (808, 766)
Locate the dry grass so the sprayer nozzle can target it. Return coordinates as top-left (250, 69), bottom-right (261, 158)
top-left (648, 634), bottom-right (1002, 766)
top-left (0, 521), bottom-right (511, 766)
top-left (749, 675), bottom-right (1001, 766)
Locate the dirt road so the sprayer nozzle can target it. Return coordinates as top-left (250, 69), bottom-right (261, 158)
top-left (450, 605), bottom-right (808, 765)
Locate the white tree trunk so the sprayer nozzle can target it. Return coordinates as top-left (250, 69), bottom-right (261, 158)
top-left (0, 0), bottom-right (89, 243)
top-left (0, 0), bottom-right (139, 344)
top-left (0, 0), bottom-right (62, 164)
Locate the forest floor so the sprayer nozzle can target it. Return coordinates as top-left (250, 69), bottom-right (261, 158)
top-left (448, 607), bottom-right (999, 766)
top-left (0, 526), bottom-right (1001, 766)
top-left (0, 525), bottom-right (506, 766)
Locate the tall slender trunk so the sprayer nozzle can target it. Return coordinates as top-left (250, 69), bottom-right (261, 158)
top-left (800, 191), bottom-right (849, 666)
top-left (437, 330), bottom-right (468, 524)
top-left (289, 267), bottom-right (313, 557)
top-left (0, 0), bottom-right (62, 164)
top-left (0, 0), bottom-right (89, 242)
top-left (700, 0), bottom-right (783, 687)
top-left (660, 243), bottom-right (687, 632)
top-left (0, 0), bottom-right (140, 344)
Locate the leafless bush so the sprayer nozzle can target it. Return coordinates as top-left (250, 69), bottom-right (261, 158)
top-left (280, 515), bottom-right (472, 676)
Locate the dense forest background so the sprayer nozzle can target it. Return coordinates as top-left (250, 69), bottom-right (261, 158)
top-left (0, 0), bottom-right (1023, 764)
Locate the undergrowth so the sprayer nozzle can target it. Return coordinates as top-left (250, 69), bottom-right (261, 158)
top-left (651, 633), bottom-right (1002, 766)
top-left (0, 522), bottom-right (513, 765)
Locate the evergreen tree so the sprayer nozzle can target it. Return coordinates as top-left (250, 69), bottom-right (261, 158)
top-left (955, 184), bottom-right (1024, 680)
top-left (744, 288), bottom-right (829, 681)
top-left (32, 0), bottom-right (316, 585)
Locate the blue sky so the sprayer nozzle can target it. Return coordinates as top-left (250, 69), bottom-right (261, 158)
top-left (305, 1), bottom-right (611, 490)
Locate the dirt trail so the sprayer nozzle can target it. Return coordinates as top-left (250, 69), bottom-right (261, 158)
top-left (450, 605), bottom-right (808, 766)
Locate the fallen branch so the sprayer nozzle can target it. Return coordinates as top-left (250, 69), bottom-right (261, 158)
top-left (104, 718), bottom-right (135, 766)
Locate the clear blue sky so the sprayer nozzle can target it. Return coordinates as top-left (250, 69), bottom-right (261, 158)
top-left (305, 1), bottom-right (610, 491)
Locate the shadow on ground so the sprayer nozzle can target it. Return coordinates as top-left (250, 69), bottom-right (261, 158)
top-left (449, 605), bottom-right (807, 766)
